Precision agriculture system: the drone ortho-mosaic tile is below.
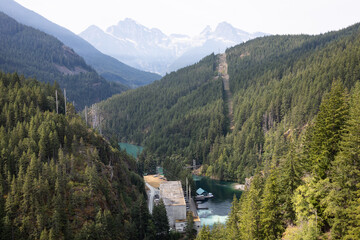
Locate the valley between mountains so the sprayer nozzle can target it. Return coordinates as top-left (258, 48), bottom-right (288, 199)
top-left (92, 22), bottom-right (360, 238)
top-left (1, 0), bottom-right (360, 238)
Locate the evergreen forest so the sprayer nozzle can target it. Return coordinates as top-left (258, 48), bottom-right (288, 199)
top-left (195, 80), bottom-right (360, 239)
top-left (0, 12), bottom-right (127, 110)
top-left (95, 23), bottom-right (360, 238)
top-left (1, 4), bottom-right (360, 238)
top-left (97, 23), bottom-right (360, 179)
top-left (96, 53), bottom-right (226, 174)
top-left (0, 72), bottom-right (173, 240)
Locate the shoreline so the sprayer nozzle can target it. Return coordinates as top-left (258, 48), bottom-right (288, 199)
top-left (232, 183), bottom-right (245, 191)
top-left (193, 171), bottom-right (245, 191)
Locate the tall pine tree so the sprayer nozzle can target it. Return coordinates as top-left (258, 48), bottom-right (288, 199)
top-left (152, 199), bottom-right (169, 239)
top-left (260, 169), bottom-right (284, 240)
top-left (309, 80), bottom-right (349, 179)
top-left (326, 82), bottom-right (360, 238)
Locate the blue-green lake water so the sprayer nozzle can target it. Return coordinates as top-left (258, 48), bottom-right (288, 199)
top-left (118, 143), bottom-right (143, 158)
top-left (193, 175), bottom-right (242, 227)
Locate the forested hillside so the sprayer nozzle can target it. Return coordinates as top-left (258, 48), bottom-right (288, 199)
top-left (0, 12), bottom-right (127, 110)
top-left (0, 73), bottom-right (157, 239)
top-left (206, 23), bottom-right (360, 180)
top-left (96, 54), bottom-right (227, 172)
top-left (196, 80), bottom-right (360, 239)
top-left (194, 22), bottom-right (360, 239)
top-left (96, 23), bottom-right (360, 182)
top-left (0, 0), bottom-right (161, 88)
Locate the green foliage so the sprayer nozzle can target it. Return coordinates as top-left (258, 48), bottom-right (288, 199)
top-left (200, 83), bottom-right (354, 238)
top-left (237, 173), bottom-right (264, 239)
top-left (215, 24), bottom-right (360, 181)
top-left (130, 196), bottom-right (152, 240)
top-left (226, 195), bottom-right (240, 239)
top-left (41, 20), bottom-right (360, 239)
top-left (282, 80), bottom-right (359, 238)
top-left (260, 169), bottom-right (284, 239)
top-left (307, 80), bottom-right (349, 179)
top-left (152, 200), bottom-right (170, 239)
top-left (195, 224), bottom-right (226, 240)
top-left (96, 22), bottom-right (360, 184)
top-left (210, 223), bottom-right (227, 239)
top-left (0, 12), bottom-right (127, 110)
top-left (185, 212), bottom-right (197, 240)
top-left (325, 82), bottom-right (360, 238)
top-left (279, 143), bottom-right (302, 225)
top-left (0, 73), bottom-right (148, 239)
top-left (282, 220), bottom-right (319, 240)
top-left (292, 176), bottom-right (324, 237)
top-left (97, 54), bottom-right (224, 168)
top-left (196, 225), bottom-right (211, 240)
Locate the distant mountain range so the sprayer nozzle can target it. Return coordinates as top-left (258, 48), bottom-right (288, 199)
top-left (80, 19), bottom-right (268, 75)
top-left (0, 0), bottom-right (161, 88)
top-left (0, 12), bottom-right (128, 110)
top-left (0, 11), bottom-right (133, 109)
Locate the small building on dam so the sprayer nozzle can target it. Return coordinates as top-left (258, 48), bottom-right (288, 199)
top-left (159, 181), bottom-right (200, 232)
top-left (160, 181), bottom-right (186, 228)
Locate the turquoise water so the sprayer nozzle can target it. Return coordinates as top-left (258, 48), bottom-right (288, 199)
top-left (193, 175), bottom-right (242, 227)
top-left (118, 143), bottom-right (143, 158)
top-left (157, 166), bottom-right (164, 175)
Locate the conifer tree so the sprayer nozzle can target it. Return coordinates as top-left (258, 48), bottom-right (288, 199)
top-left (40, 228), bottom-right (49, 240)
top-left (260, 169), bottom-right (284, 240)
top-left (238, 173), bottom-right (264, 239)
top-left (280, 143), bottom-right (302, 225)
top-left (209, 223), bottom-right (227, 239)
top-left (195, 225), bottom-right (211, 240)
top-left (326, 82), bottom-right (360, 238)
top-left (309, 80), bottom-right (349, 179)
top-left (152, 199), bottom-right (169, 239)
top-left (185, 211), bottom-right (196, 239)
top-left (131, 196), bottom-right (151, 240)
top-left (0, 73), bottom-right (147, 239)
top-left (226, 195), bottom-right (239, 239)
top-left (0, 174), bottom-right (5, 239)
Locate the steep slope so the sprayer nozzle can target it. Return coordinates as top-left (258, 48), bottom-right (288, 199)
top-left (211, 23), bottom-right (360, 180)
top-left (80, 19), bottom-right (268, 75)
top-left (218, 53), bottom-right (234, 130)
top-left (93, 54), bottom-right (227, 170)
top-left (95, 22), bottom-right (360, 183)
top-left (0, 12), bottom-right (127, 110)
top-left (197, 31), bottom-right (360, 240)
top-left (0, 0), bottom-right (161, 87)
top-left (0, 73), bottom-right (150, 239)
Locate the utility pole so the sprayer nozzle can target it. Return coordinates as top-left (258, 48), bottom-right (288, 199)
top-left (55, 90), bottom-right (58, 114)
top-left (85, 106), bottom-right (88, 126)
top-left (189, 184), bottom-right (191, 202)
top-left (64, 88), bottom-right (67, 115)
top-left (186, 178), bottom-right (188, 201)
top-left (92, 104), bottom-right (97, 129)
top-left (99, 113), bottom-right (102, 135)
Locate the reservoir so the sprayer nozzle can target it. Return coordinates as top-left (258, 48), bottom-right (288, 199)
top-left (118, 143), bottom-right (143, 158)
top-left (193, 175), bottom-right (242, 227)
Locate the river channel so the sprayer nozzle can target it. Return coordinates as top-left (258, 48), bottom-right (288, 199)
top-left (193, 175), bottom-right (242, 227)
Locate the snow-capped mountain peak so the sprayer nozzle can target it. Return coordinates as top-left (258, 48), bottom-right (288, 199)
top-left (80, 19), bottom-right (269, 75)
top-left (200, 25), bottom-right (212, 37)
top-left (106, 18), bottom-right (167, 45)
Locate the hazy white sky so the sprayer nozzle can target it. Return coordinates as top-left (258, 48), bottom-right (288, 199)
top-left (15, 0), bottom-right (360, 36)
